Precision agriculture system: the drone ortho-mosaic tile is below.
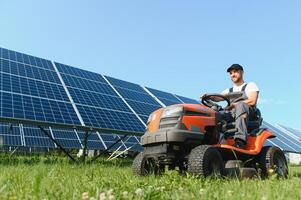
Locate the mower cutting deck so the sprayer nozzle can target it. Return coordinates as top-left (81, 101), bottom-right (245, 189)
top-left (132, 94), bottom-right (288, 178)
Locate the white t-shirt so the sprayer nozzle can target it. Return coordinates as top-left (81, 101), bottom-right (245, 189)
top-left (222, 82), bottom-right (259, 98)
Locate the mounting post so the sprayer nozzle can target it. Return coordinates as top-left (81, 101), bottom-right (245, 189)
top-left (38, 126), bottom-right (77, 162)
top-left (82, 130), bottom-right (90, 162)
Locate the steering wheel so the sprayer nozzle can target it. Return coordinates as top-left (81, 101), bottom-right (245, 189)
top-left (201, 94), bottom-right (230, 110)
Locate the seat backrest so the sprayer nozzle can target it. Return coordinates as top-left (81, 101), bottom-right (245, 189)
top-left (248, 108), bottom-right (263, 132)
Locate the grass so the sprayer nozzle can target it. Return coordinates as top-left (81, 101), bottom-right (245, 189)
top-left (0, 155), bottom-right (301, 199)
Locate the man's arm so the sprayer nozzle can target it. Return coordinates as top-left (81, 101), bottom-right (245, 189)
top-left (243, 91), bottom-right (259, 106)
top-left (226, 91), bottom-right (259, 110)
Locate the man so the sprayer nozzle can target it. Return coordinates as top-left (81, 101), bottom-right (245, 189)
top-left (221, 64), bottom-right (259, 148)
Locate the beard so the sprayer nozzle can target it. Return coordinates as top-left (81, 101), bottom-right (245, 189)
top-left (232, 77), bottom-right (242, 84)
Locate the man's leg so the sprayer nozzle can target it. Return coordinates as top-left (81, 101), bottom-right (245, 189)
top-left (233, 102), bottom-right (249, 143)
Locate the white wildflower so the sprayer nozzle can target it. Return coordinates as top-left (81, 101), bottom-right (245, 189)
top-left (107, 189), bottom-right (114, 195)
top-left (199, 188), bottom-right (205, 195)
top-left (261, 196), bottom-right (268, 200)
top-left (99, 192), bottom-right (106, 200)
top-left (82, 192), bottom-right (89, 200)
top-left (135, 188), bottom-right (144, 196)
top-left (122, 191), bottom-right (129, 198)
top-left (108, 195), bottom-right (115, 200)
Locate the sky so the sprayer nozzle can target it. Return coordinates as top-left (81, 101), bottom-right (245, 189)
top-left (0, 1), bottom-right (300, 129)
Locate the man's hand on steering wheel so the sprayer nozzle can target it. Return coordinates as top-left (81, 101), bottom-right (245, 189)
top-left (200, 93), bottom-right (231, 110)
top-left (225, 102), bottom-right (237, 111)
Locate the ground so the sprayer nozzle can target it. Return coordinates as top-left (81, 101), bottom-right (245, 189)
top-left (0, 154), bottom-right (300, 200)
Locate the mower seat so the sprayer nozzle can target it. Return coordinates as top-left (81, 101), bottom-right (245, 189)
top-left (248, 108), bottom-right (263, 132)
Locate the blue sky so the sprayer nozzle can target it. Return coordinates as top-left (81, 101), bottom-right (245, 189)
top-left (0, 1), bottom-right (300, 129)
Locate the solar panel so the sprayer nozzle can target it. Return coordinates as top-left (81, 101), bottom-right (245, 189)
top-left (51, 129), bottom-right (82, 149)
top-left (22, 125), bottom-right (55, 148)
top-left (0, 123), bottom-right (22, 146)
top-left (77, 131), bottom-right (106, 150)
top-left (0, 47), bottom-right (81, 126)
top-left (146, 87), bottom-right (182, 106)
top-left (277, 124), bottom-right (301, 140)
top-left (105, 76), bottom-right (162, 123)
top-left (55, 62), bottom-right (146, 133)
top-left (175, 95), bottom-right (199, 104)
top-left (262, 121), bottom-right (301, 153)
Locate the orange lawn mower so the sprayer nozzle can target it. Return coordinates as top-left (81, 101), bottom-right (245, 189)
top-left (132, 93), bottom-right (288, 178)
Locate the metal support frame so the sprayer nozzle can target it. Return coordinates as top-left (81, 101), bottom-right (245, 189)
top-left (38, 126), bottom-right (77, 162)
top-left (92, 134), bottom-right (128, 162)
top-left (81, 130), bottom-right (91, 162)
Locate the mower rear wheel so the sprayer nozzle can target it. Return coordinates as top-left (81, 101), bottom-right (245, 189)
top-left (258, 146), bottom-right (288, 179)
top-left (187, 145), bottom-right (224, 177)
top-left (132, 152), bottom-right (161, 176)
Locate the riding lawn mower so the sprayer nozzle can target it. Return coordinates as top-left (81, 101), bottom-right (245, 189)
top-left (132, 93), bottom-right (288, 178)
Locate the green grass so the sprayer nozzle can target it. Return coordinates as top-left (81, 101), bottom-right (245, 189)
top-left (0, 155), bottom-right (301, 199)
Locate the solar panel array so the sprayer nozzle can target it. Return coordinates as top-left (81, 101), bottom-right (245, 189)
top-left (0, 47), bottom-right (198, 152)
top-left (0, 47), bottom-right (300, 154)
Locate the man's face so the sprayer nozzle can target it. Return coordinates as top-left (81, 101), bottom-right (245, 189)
top-left (229, 69), bottom-right (243, 83)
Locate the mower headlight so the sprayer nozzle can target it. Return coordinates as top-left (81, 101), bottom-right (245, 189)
top-left (161, 106), bottom-right (183, 118)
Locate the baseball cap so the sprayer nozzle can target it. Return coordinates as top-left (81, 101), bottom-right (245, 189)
top-left (227, 64), bottom-right (244, 72)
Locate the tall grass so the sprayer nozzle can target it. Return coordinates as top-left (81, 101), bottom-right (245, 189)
top-left (0, 154), bottom-right (300, 199)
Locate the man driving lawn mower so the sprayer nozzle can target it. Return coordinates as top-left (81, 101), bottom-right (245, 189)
top-left (203, 64), bottom-right (259, 149)
top-left (133, 63), bottom-right (288, 178)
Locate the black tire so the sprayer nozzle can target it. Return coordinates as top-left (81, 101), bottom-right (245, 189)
top-left (258, 146), bottom-right (288, 179)
top-left (132, 152), bottom-right (161, 176)
top-left (187, 145), bottom-right (224, 177)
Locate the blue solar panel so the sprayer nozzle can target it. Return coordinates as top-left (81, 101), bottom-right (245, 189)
top-left (0, 135), bottom-right (22, 146)
top-left (99, 134), bottom-right (125, 150)
top-left (55, 63), bottom-right (146, 133)
top-left (55, 62), bottom-right (106, 83)
top-left (145, 87), bottom-right (183, 106)
top-left (0, 48), bottom-right (54, 70)
top-left (24, 137), bottom-right (54, 148)
top-left (105, 76), bottom-right (147, 93)
top-left (262, 121), bottom-right (301, 153)
top-left (0, 71), bottom-right (69, 102)
top-left (52, 129), bottom-right (79, 140)
top-left (175, 95), bottom-right (199, 104)
top-left (0, 92), bottom-right (80, 124)
top-left (61, 73), bottom-right (116, 96)
top-left (68, 88), bottom-right (131, 112)
top-left (23, 126), bottom-right (55, 148)
top-left (114, 87), bottom-right (160, 105)
top-left (0, 59), bottom-right (60, 84)
top-left (77, 131), bottom-right (106, 150)
top-left (54, 138), bottom-right (82, 149)
top-left (0, 48), bottom-right (81, 126)
top-left (0, 123), bottom-right (22, 146)
top-left (278, 125), bottom-right (301, 139)
top-left (146, 87), bottom-right (178, 100)
top-left (105, 76), bottom-right (162, 125)
top-left (77, 105), bottom-right (145, 132)
top-left (126, 100), bottom-right (161, 116)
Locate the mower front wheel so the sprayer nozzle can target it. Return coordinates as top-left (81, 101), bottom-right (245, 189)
top-left (187, 145), bottom-right (224, 177)
top-left (132, 152), bottom-right (161, 176)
